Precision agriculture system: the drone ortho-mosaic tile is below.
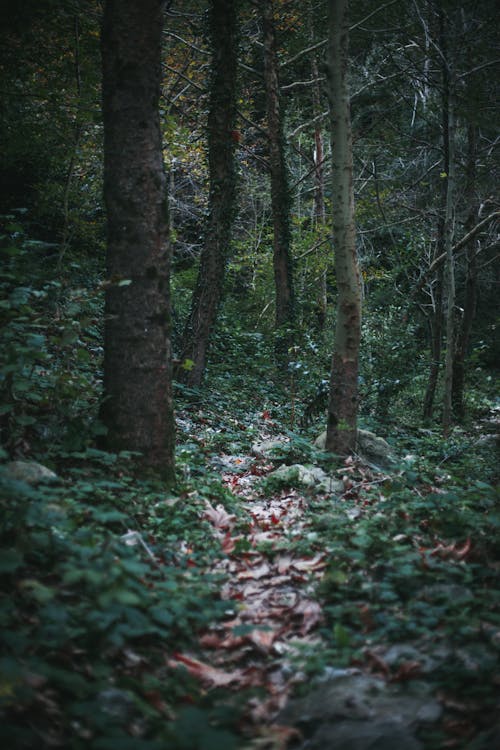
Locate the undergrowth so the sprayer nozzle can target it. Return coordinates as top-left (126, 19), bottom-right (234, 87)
top-left (1, 220), bottom-right (499, 748)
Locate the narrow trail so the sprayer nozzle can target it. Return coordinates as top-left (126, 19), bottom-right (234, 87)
top-left (168, 446), bottom-right (331, 745)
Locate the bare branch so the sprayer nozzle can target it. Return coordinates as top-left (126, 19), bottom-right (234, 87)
top-left (412, 211), bottom-right (500, 297)
top-left (281, 76), bottom-right (325, 92)
top-left (163, 30), bottom-right (209, 56)
top-left (458, 58), bottom-right (500, 79)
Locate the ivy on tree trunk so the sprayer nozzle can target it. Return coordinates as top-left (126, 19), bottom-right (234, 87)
top-left (100, 0), bottom-right (175, 481)
top-left (177, 0), bottom-right (239, 388)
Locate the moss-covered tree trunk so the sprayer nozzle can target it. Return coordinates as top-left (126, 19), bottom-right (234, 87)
top-left (177, 0), bottom-right (239, 387)
top-left (261, 0), bottom-right (295, 355)
top-left (325, 0), bottom-right (361, 455)
top-left (100, 0), bottom-right (175, 481)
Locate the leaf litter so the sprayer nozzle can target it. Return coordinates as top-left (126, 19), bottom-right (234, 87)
top-left (167, 421), bottom-right (500, 749)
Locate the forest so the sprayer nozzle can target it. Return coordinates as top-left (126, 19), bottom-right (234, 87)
top-left (0, 0), bottom-right (499, 748)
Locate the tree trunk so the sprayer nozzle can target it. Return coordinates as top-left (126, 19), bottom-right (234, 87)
top-left (177, 0), bottom-right (238, 387)
top-left (261, 0), bottom-right (295, 354)
top-left (311, 50), bottom-right (327, 331)
top-left (100, 0), bottom-right (175, 481)
top-left (440, 11), bottom-right (456, 436)
top-left (422, 264), bottom-right (444, 421)
top-left (325, 0), bottom-right (361, 456)
top-left (452, 132), bottom-right (478, 420)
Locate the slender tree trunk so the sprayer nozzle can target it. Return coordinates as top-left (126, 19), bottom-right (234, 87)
top-left (325, 0), bottom-right (361, 456)
top-left (177, 0), bottom-right (238, 387)
top-left (452, 132), bottom-right (478, 420)
top-left (59, 15), bottom-right (82, 269)
top-left (440, 12), bottom-right (456, 436)
top-left (422, 6), bottom-right (450, 423)
top-left (422, 263), bottom-right (444, 420)
top-left (100, 0), bottom-right (175, 481)
top-left (261, 0), bottom-right (295, 353)
top-left (311, 50), bottom-right (327, 331)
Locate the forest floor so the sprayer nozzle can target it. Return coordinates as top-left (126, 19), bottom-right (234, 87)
top-left (1, 400), bottom-right (499, 750)
top-left (165, 406), bottom-right (500, 750)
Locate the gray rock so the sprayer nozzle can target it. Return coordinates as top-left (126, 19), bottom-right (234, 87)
top-left (251, 436), bottom-right (290, 458)
top-left (314, 428), bottom-right (395, 466)
top-left (267, 463), bottom-right (343, 494)
top-left (3, 460), bottom-right (59, 485)
top-left (280, 672), bottom-right (441, 750)
top-left (382, 643), bottom-right (451, 675)
top-left (302, 719), bottom-right (423, 750)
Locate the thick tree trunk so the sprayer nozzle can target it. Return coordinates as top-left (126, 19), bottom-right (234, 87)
top-left (325, 0), bottom-right (361, 456)
top-left (261, 0), bottom-right (295, 352)
top-left (100, 0), bottom-right (175, 481)
top-left (177, 0), bottom-right (238, 387)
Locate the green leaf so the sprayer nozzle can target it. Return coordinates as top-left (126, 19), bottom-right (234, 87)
top-left (333, 623), bottom-right (350, 647)
top-left (0, 549), bottom-right (24, 573)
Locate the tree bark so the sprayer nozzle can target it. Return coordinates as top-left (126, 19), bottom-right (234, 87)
top-left (261, 0), bottom-right (295, 354)
top-left (311, 48), bottom-right (327, 331)
top-left (452, 134), bottom-right (478, 419)
top-left (325, 0), bottom-right (362, 455)
top-left (422, 264), bottom-right (444, 421)
top-left (177, 0), bottom-right (239, 387)
top-left (440, 11), bottom-right (456, 436)
top-left (100, 0), bottom-right (175, 481)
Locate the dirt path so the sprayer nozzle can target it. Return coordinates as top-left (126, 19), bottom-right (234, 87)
top-left (169, 451), bottom-right (329, 746)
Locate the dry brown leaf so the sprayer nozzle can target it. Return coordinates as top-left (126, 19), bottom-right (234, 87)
top-left (248, 628), bottom-right (277, 653)
top-left (203, 500), bottom-right (236, 530)
top-left (292, 598), bottom-right (323, 634)
top-left (291, 553), bottom-right (326, 573)
top-left (167, 653), bottom-right (243, 687)
top-left (238, 562), bottom-right (271, 580)
top-left (276, 555), bottom-right (293, 574)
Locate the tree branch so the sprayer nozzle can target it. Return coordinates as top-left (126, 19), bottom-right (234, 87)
top-left (412, 210), bottom-right (500, 297)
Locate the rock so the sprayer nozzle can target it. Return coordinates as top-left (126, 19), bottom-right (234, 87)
top-left (3, 460), bottom-right (59, 485)
top-left (382, 643), bottom-right (451, 676)
top-left (279, 672), bottom-right (441, 750)
top-left (314, 428), bottom-right (395, 467)
top-left (302, 719), bottom-right (423, 750)
top-left (267, 463), bottom-right (343, 494)
top-left (251, 436), bottom-right (289, 458)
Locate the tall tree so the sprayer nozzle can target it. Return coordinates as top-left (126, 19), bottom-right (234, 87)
top-left (440, 6), bottom-right (456, 436)
top-left (261, 0), bottom-right (295, 355)
top-left (100, 0), bottom-right (175, 480)
top-left (177, 0), bottom-right (239, 387)
top-left (325, 0), bottom-right (361, 455)
top-left (451, 122), bottom-right (478, 420)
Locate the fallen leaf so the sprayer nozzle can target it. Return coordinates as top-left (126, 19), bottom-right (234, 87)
top-left (248, 628), bottom-right (277, 653)
top-left (276, 555), bottom-right (293, 574)
top-left (390, 660), bottom-right (422, 682)
top-left (167, 653), bottom-right (243, 687)
top-left (291, 553), bottom-right (326, 573)
top-left (238, 562), bottom-right (271, 580)
top-left (203, 500), bottom-right (236, 530)
top-left (292, 598), bottom-right (322, 634)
